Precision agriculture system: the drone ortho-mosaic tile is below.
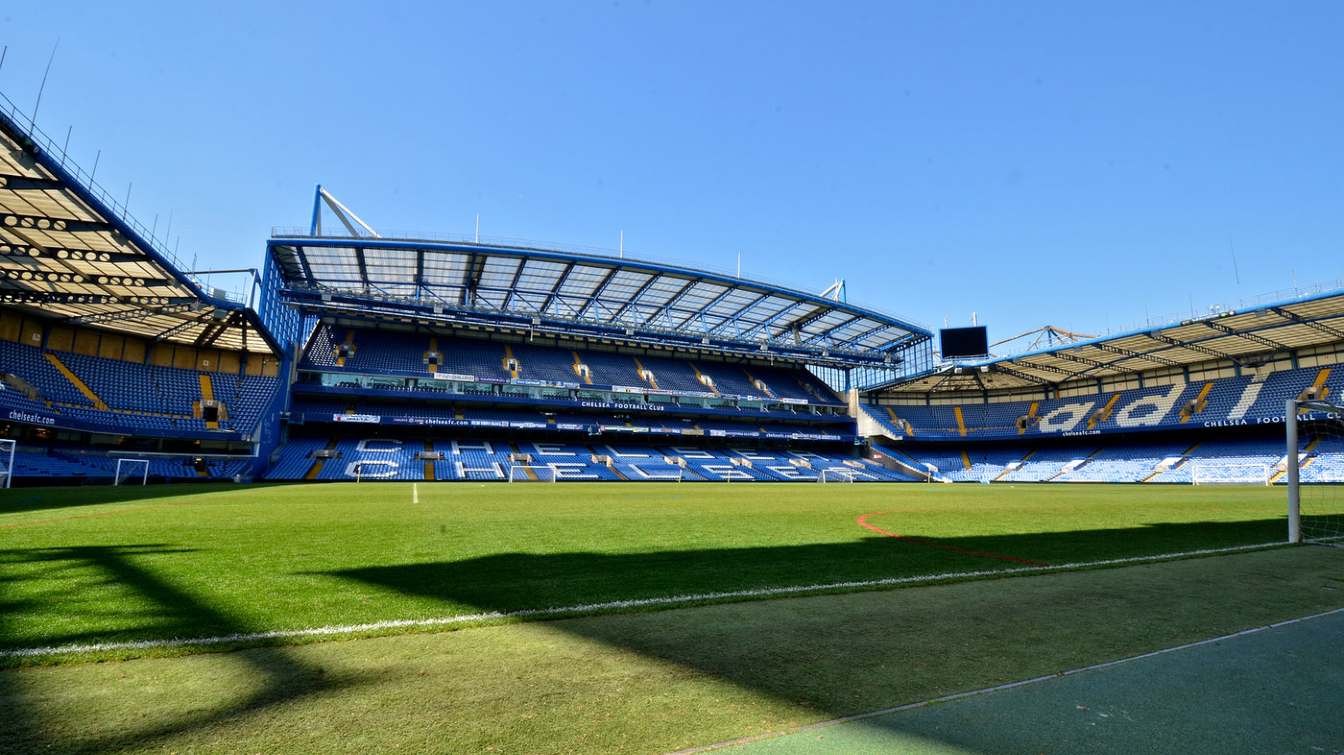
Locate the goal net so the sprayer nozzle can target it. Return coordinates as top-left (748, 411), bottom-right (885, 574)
top-left (1288, 399), bottom-right (1344, 545)
top-left (114, 458), bottom-right (150, 486)
top-left (1190, 461), bottom-right (1272, 486)
top-left (0, 439), bottom-right (13, 489)
top-left (818, 467), bottom-right (859, 483)
top-left (507, 464), bottom-right (558, 483)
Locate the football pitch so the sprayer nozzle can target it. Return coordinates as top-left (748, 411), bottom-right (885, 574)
top-left (2, 482), bottom-right (1342, 752)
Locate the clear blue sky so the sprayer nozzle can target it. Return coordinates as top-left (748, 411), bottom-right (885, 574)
top-left (2, 2), bottom-right (1341, 347)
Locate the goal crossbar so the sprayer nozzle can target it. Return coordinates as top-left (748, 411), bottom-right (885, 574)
top-left (818, 466), bottom-right (860, 483)
top-left (1190, 461), bottom-right (1273, 486)
top-left (507, 464), bottom-right (558, 482)
top-left (113, 458), bottom-right (150, 486)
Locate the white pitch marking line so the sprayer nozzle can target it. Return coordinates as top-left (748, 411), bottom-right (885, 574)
top-left (412, 483), bottom-right (418, 504)
top-left (0, 541), bottom-right (1286, 660)
top-left (669, 604), bottom-right (1344, 754)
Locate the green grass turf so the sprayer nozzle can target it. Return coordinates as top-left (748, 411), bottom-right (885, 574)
top-left (3, 547), bottom-right (1342, 754)
top-left (0, 481), bottom-right (1321, 662)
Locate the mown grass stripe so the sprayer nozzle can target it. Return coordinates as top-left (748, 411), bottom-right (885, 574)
top-left (0, 540), bottom-right (1284, 660)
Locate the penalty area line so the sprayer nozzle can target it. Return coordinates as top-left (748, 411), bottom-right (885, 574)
top-left (0, 540), bottom-right (1285, 661)
top-left (669, 604), bottom-right (1344, 754)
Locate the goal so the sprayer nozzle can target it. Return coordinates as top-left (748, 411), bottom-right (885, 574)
top-left (818, 466), bottom-right (859, 483)
top-left (0, 439), bottom-right (13, 489)
top-left (114, 458), bottom-right (150, 486)
top-left (1286, 398), bottom-right (1344, 545)
top-left (507, 464), bottom-right (558, 483)
top-left (1190, 461), bottom-right (1272, 486)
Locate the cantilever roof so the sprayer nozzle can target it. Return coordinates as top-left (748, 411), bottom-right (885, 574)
top-left (269, 235), bottom-right (932, 366)
top-left (878, 287), bottom-right (1344, 394)
top-left (0, 92), bottom-right (277, 354)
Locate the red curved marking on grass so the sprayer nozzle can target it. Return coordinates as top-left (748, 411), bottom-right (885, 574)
top-left (857, 511), bottom-right (1050, 566)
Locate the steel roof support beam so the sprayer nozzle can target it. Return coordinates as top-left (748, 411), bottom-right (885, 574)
top-left (0, 245), bottom-right (143, 264)
top-left (841, 321), bottom-right (897, 350)
top-left (461, 251), bottom-right (486, 307)
top-left (501, 258), bottom-right (528, 311)
top-left (413, 248), bottom-right (426, 301)
top-left (732, 301), bottom-right (806, 343)
top-left (540, 262), bottom-right (575, 315)
top-left (576, 266), bottom-right (620, 320)
top-left (353, 246), bottom-right (370, 294)
top-left (803, 313), bottom-right (864, 347)
top-left (641, 277), bottom-right (700, 328)
top-left (674, 285), bottom-right (738, 330)
top-left (153, 311), bottom-right (213, 341)
top-left (0, 175), bottom-right (66, 191)
top-left (1090, 341), bottom-right (1183, 368)
top-left (1199, 320), bottom-right (1289, 352)
top-left (195, 310), bottom-right (240, 348)
top-left (66, 302), bottom-right (199, 325)
top-left (1270, 306), bottom-right (1344, 341)
top-left (0, 212), bottom-right (106, 234)
top-left (609, 274), bottom-right (660, 322)
top-left (778, 306), bottom-right (830, 336)
top-left (704, 291), bottom-right (770, 335)
top-left (1147, 332), bottom-right (1241, 364)
top-left (1051, 351), bottom-right (1112, 371)
top-left (992, 364), bottom-right (1051, 385)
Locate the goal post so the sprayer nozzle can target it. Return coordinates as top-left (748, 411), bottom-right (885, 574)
top-left (1287, 398), bottom-right (1344, 545)
top-left (507, 464), bottom-right (558, 483)
top-left (1190, 461), bottom-right (1273, 486)
top-left (0, 439), bottom-right (14, 489)
top-left (113, 458), bottom-right (150, 486)
top-left (818, 467), bottom-right (858, 483)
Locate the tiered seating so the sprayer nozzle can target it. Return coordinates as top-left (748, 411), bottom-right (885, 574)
top-left (8, 447), bottom-right (252, 481)
top-left (891, 434), bottom-right (1344, 485)
top-left (1148, 438), bottom-right (1284, 484)
top-left (1303, 436), bottom-right (1344, 483)
top-left (998, 447), bottom-right (1087, 482)
top-left (0, 337), bottom-right (277, 436)
top-left (865, 365), bottom-right (1344, 440)
top-left (0, 340), bottom-right (90, 405)
top-left (298, 325), bottom-right (843, 404)
top-left (1055, 442), bottom-right (1190, 483)
top-left (262, 436), bottom-right (893, 482)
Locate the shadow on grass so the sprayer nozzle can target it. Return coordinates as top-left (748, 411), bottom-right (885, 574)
top-left (0, 482), bottom-right (292, 516)
top-left (323, 517), bottom-right (1298, 616)
top-left (0, 514), bottom-right (1322, 752)
top-left (0, 544), bottom-right (374, 753)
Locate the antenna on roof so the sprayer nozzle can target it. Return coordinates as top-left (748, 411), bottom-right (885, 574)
top-left (475, 213), bottom-right (480, 243)
top-left (619, 229), bottom-right (624, 258)
top-left (31, 38), bottom-right (60, 129)
top-left (0, 45), bottom-right (8, 75)
top-left (736, 252), bottom-right (741, 278)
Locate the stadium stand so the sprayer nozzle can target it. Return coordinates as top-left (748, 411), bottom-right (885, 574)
top-left (5, 87), bottom-right (1344, 488)
top-left (0, 326), bottom-right (278, 438)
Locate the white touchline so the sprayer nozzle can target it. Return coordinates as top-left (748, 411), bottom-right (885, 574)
top-left (669, 604), bottom-right (1344, 754)
top-left (0, 541), bottom-right (1284, 660)
top-left (412, 483), bottom-right (418, 504)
